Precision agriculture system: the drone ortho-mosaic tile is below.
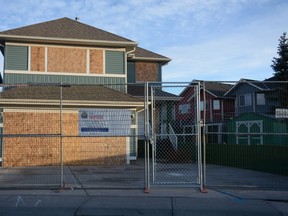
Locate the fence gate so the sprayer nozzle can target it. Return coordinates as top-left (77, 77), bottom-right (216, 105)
top-left (148, 83), bottom-right (203, 188)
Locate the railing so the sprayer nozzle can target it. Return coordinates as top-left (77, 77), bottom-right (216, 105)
top-left (168, 123), bottom-right (178, 150)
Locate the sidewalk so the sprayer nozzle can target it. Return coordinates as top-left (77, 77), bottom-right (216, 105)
top-left (0, 187), bottom-right (287, 216)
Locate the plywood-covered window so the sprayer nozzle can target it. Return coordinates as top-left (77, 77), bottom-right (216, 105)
top-left (47, 47), bottom-right (86, 73)
top-left (90, 50), bottom-right (103, 74)
top-left (31, 46), bottom-right (45, 72)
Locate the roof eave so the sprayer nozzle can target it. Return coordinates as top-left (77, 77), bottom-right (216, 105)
top-left (0, 99), bottom-right (144, 110)
top-left (0, 34), bottom-right (138, 48)
top-left (131, 56), bottom-right (171, 63)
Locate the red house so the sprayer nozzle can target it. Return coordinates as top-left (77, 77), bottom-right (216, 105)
top-left (176, 81), bottom-right (234, 144)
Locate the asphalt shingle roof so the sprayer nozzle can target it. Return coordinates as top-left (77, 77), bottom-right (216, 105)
top-left (0, 85), bottom-right (143, 103)
top-left (0, 17), bottom-right (134, 42)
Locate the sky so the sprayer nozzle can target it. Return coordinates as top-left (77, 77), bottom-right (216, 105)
top-left (0, 0), bottom-right (287, 82)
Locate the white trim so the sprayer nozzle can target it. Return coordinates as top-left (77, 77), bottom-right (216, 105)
top-left (28, 46), bottom-right (31, 71)
top-left (5, 70), bottom-right (126, 78)
top-left (6, 42), bottom-right (126, 52)
top-left (86, 49), bottom-right (90, 74)
top-left (3, 108), bottom-right (78, 113)
top-left (2, 35), bottom-right (137, 47)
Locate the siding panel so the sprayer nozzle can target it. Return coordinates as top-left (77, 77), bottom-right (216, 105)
top-left (5, 45), bottom-right (28, 70)
top-left (105, 51), bottom-right (124, 74)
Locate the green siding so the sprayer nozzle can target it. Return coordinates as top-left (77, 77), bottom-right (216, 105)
top-left (227, 113), bottom-right (288, 145)
top-left (105, 51), bottom-right (124, 74)
top-left (127, 62), bottom-right (135, 83)
top-left (4, 73), bottom-right (126, 91)
top-left (158, 64), bottom-right (162, 82)
top-left (5, 45), bottom-right (28, 70)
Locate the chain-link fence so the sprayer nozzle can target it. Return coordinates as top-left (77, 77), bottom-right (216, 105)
top-left (201, 80), bottom-right (288, 189)
top-left (0, 83), bottom-right (147, 189)
top-left (0, 81), bottom-right (287, 190)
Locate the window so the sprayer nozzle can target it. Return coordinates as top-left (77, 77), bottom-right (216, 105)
top-left (256, 93), bottom-right (265, 105)
top-left (213, 100), bottom-right (220, 110)
top-left (239, 94), bottom-right (252, 107)
top-left (179, 104), bottom-right (190, 114)
top-left (200, 100), bottom-right (209, 111)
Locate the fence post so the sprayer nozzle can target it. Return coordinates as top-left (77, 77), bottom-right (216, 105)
top-left (144, 82), bottom-right (150, 192)
top-left (60, 84), bottom-right (64, 188)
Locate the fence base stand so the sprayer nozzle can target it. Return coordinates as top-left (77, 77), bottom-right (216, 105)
top-left (144, 188), bottom-right (150, 193)
top-left (200, 186), bottom-right (208, 193)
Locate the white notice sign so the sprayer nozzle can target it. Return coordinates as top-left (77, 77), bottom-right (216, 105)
top-left (275, 108), bottom-right (288, 118)
top-left (79, 109), bottom-right (131, 136)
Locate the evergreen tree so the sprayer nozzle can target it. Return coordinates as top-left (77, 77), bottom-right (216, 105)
top-left (271, 32), bottom-right (288, 80)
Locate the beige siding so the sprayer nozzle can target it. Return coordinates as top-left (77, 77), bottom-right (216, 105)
top-left (31, 46), bottom-right (45, 72)
top-left (47, 47), bottom-right (87, 73)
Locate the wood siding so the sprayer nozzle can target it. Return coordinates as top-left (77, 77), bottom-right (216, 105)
top-left (31, 46), bottom-right (45, 72)
top-left (47, 47), bottom-right (86, 73)
top-left (90, 50), bottom-right (103, 74)
top-left (3, 111), bottom-right (127, 167)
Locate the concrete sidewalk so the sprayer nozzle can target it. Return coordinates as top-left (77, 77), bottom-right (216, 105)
top-left (0, 188), bottom-right (287, 216)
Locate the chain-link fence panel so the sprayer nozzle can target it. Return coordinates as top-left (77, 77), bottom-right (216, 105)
top-left (149, 83), bottom-right (202, 186)
top-left (0, 83), bottom-right (147, 189)
top-left (201, 80), bottom-right (288, 189)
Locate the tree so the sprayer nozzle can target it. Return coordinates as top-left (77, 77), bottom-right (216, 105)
top-left (271, 32), bottom-right (288, 80)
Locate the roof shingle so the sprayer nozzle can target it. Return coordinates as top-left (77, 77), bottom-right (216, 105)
top-left (0, 17), bottom-right (134, 43)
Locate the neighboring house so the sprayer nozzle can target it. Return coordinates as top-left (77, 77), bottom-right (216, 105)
top-left (224, 78), bottom-right (277, 117)
top-left (176, 80), bottom-right (234, 144)
top-left (225, 78), bottom-right (288, 145)
top-left (0, 17), bottom-right (171, 166)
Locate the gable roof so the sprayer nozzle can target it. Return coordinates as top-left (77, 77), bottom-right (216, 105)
top-left (224, 78), bottom-right (272, 96)
top-left (0, 17), bottom-right (136, 48)
top-left (178, 80), bottom-right (233, 98)
top-left (0, 84), bottom-right (144, 109)
top-left (199, 81), bottom-right (233, 97)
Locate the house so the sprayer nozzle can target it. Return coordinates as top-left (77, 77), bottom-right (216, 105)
top-left (0, 85), bottom-right (144, 166)
top-left (225, 78), bottom-right (288, 145)
top-left (224, 78), bottom-right (277, 117)
top-left (175, 80), bottom-right (234, 144)
top-left (0, 17), bottom-right (171, 166)
top-left (0, 17), bottom-right (170, 85)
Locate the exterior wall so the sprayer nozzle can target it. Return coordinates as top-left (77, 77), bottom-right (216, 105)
top-left (3, 110), bottom-right (127, 167)
top-left (4, 43), bottom-right (126, 83)
top-left (136, 62), bottom-right (159, 82)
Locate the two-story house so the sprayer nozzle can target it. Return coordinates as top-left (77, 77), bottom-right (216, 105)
top-left (0, 17), bottom-right (171, 166)
top-left (225, 78), bottom-right (287, 145)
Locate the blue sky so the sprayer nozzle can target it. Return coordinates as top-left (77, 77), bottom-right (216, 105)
top-left (0, 0), bottom-right (287, 82)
